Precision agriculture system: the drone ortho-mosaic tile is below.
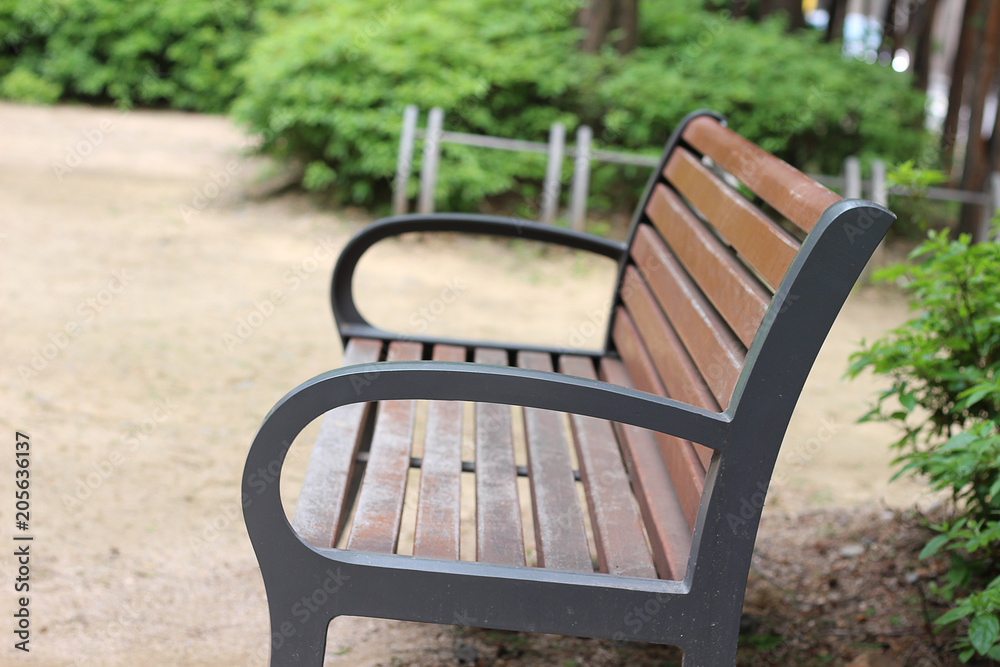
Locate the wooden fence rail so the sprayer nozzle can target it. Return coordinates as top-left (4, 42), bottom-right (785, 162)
top-left (394, 105), bottom-right (1000, 241)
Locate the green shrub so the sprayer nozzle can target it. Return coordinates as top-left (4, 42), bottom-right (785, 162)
top-left (0, 0), bottom-right (259, 111)
top-left (0, 66), bottom-right (61, 103)
top-left (232, 0), bottom-right (928, 212)
top-left (886, 160), bottom-right (949, 238)
top-left (849, 229), bottom-right (1000, 661)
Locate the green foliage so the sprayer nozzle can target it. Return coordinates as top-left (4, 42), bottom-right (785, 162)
top-left (232, 0), bottom-right (928, 210)
top-left (886, 160), bottom-right (948, 238)
top-left (0, 0), bottom-right (259, 111)
top-left (0, 67), bottom-right (61, 103)
top-left (849, 230), bottom-right (1000, 660)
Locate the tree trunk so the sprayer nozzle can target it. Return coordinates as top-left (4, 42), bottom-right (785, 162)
top-left (958, 0), bottom-right (1000, 236)
top-left (942, 0), bottom-right (980, 176)
top-left (613, 0), bottom-right (639, 55)
top-left (731, 0), bottom-right (747, 19)
top-left (913, 0), bottom-right (941, 91)
top-left (825, 0), bottom-right (847, 44)
top-left (579, 0), bottom-right (638, 55)
top-left (881, 0), bottom-right (899, 58)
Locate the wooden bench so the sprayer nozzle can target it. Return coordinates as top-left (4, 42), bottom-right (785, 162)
top-left (242, 110), bottom-right (894, 666)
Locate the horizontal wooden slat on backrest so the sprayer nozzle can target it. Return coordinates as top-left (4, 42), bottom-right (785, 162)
top-left (630, 225), bottom-right (744, 408)
top-left (611, 309), bottom-right (705, 528)
top-left (558, 355), bottom-right (657, 579)
top-left (347, 341), bottom-right (423, 554)
top-left (473, 348), bottom-right (525, 566)
top-left (292, 337), bottom-right (383, 548)
top-left (600, 358), bottom-right (693, 580)
top-left (518, 351), bottom-right (593, 572)
top-left (620, 266), bottom-right (718, 413)
top-left (412, 344), bottom-right (465, 560)
top-left (644, 180), bottom-right (771, 346)
top-left (683, 116), bottom-right (842, 233)
top-left (661, 150), bottom-right (799, 291)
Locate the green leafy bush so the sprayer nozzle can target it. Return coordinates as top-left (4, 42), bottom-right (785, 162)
top-left (886, 160), bottom-right (950, 238)
top-left (0, 67), bottom-right (61, 103)
top-left (0, 0), bottom-right (259, 111)
top-left (232, 0), bottom-right (928, 211)
top-left (849, 229), bottom-right (1000, 661)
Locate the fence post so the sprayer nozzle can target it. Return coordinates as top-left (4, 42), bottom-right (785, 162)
top-left (540, 122), bottom-right (565, 224)
top-left (870, 159), bottom-right (887, 207)
top-left (394, 105), bottom-right (419, 216)
top-left (418, 107), bottom-right (444, 215)
top-left (844, 156), bottom-right (862, 200)
top-left (569, 125), bottom-right (592, 232)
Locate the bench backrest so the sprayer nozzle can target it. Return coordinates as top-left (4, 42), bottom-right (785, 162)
top-left (606, 111), bottom-right (890, 534)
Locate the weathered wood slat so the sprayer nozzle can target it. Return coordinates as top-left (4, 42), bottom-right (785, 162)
top-left (645, 181), bottom-right (772, 342)
top-left (559, 355), bottom-right (657, 578)
top-left (412, 345), bottom-right (466, 560)
top-left (611, 309), bottom-right (705, 528)
top-left (620, 266), bottom-right (715, 469)
top-left (620, 265), bottom-right (718, 412)
top-left (682, 116), bottom-right (841, 233)
top-left (347, 341), bottom-right (423, 553)
top-left (631, 225), bottom-right (744, 408)
top-left (517, 351), bottom-right (593, 572)
top-left (292, 338), bottom-right (383, 548)
top-left (599, 358), bottom-right (694, 580)
top-left (662, 149), bottom-right (799, 290)
top-left (473, 348), bottom-right (525, 566)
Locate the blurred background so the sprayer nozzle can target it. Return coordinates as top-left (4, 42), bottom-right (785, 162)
top-left (3, 1), bottom-right (1000, 665)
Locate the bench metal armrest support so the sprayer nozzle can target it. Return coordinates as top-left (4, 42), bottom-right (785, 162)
top-left (330, 214), bottom-right (627, 345)
top-left (242, 360), bottom-right (728, 550)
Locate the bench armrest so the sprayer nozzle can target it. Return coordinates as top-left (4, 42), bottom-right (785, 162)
top-left (331, 214), bottom-right (627, 344)
top-left (242, 360), bottom-right (729, 543)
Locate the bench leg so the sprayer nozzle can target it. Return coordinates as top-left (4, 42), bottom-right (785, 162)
top-left (266, 611), bottom-right (330, 667)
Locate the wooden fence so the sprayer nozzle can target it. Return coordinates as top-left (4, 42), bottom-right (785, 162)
top-left (394, 105), bottom-right (1000, 241)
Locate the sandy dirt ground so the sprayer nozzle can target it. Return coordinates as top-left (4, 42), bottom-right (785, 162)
top-left (0, 101), bottom-right (930, 666)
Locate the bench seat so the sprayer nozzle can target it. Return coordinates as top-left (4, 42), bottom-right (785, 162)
top-left (292, 336), bottom-right (698, 582)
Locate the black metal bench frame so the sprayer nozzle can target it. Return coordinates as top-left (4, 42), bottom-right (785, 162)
top-left (242, 110), bottom-right (894, 665)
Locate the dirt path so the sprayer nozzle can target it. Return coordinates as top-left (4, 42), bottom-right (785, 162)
top-left (1, 102), bottom-right (929, 665)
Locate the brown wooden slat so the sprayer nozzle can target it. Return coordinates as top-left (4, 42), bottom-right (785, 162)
top-left (559, 355), bottom-right (657, 578)
top-left (682, 116), bottom-right (841, 232)
top-left (611, 309), bottom-right (705, 528)
top-left (599, 358), bottom-right (693, 580)
top-left (517, 351), bottom-right (593, 572)
top-left (663, 149), bottom-right (799, 289)
top-left (346, 341), bottom-right (423, 553)
top-left (292, 337), bottom-right (383, 548)
top-left (631, 225), bottom-right (744, 408)
top-left (620, 265), bottom-right (718, 413)
top-left (473, 348), bottom-right (525, 566)
top-left (646, 181), bottom-right (772, 340)
top-left (412, 344), bottom-right (465, 560)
